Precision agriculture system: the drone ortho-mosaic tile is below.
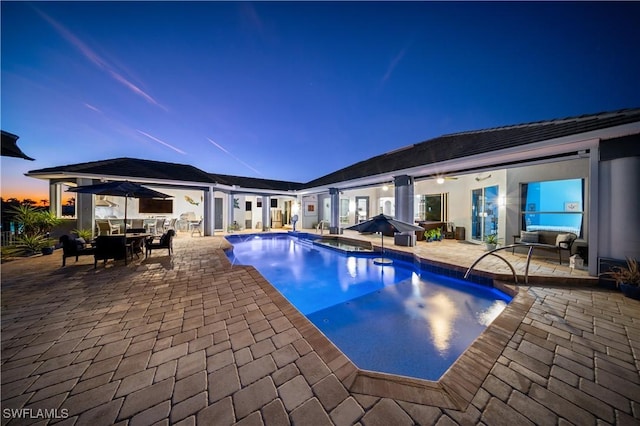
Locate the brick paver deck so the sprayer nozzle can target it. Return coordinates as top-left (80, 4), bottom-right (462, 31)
top-left (1, 233), bottom-right (638, 425)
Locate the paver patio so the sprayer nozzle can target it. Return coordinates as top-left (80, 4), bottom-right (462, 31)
top-left (1, 233), bottom-right (638, 425)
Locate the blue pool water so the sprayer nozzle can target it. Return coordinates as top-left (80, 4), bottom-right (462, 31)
top-left (225, 233), bottom-right (511, 380)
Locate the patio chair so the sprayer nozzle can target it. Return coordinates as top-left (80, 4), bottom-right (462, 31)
top-left (164, 218), bottom-right (177, 231)
top-left (94, 235), bottom-right (129, 268)
top-left (143, 219), bottom-right (157, 235)
top-left (189, 219), bottom-right (203, 237)
top-left (177, 212), bottom-right (196, 232)
top-left (156, 218), bottom-right (167, 235)
top-left (96, 219), bottom-right (119, 235)
top-left (145, 229), bottom-right (175, 258)
top-left (126, 228), bottom-right (147, 258)
top-left (59, 235), bottom-right (95, 267)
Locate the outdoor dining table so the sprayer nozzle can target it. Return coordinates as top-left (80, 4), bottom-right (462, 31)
top-left (124, 232), bottom-right (152, 258)
top-left (93, 233), bottom-right (152, 265)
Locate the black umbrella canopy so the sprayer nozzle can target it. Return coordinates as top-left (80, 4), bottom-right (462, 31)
top-left (1, 130), bottom-right (34, 161)
top-left (68, 181), bottom-right (172, 225)
top-left (346, 214), bottom-right (423, 235)
top-left (346, 214), bottom-right (423, 261)
top-left (67, 181), bottom-right (171, 199)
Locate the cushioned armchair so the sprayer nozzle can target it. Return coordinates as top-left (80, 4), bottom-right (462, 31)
top-left (145, 229), bottom-right (175, 258)
top-left (94, 235), bottom-right (129, 268)
top-left (60, 235), bottom-right (95, 267)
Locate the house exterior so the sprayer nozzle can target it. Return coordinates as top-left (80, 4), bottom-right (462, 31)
top-left (26, 108), bottom-right (640, 276)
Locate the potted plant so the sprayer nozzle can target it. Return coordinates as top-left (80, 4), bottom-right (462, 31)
top-left (603, 257), bottom-right (640, 300)
top-left (484, 234), bottom-right (498, 251)
top-left (73, 228), bottom-right (93, 241)
top-left (424, 229), bottom-right (436, 242)
top-left (9, 205), bottom-right (62, 256)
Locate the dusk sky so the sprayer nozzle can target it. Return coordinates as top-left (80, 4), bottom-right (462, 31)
top-left (2, 1), bottom-right (639, 202)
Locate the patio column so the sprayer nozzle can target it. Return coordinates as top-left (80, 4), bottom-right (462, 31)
top-left (75, 178), bottom-right (95, 236)
top-left (203, 187), bottom-right (213, 236)
top-left (228, 193), bottom-right (235, 232)
top-left (329, 188), bottom-right (341, 234)
top-left (394, 175), bottom-right (414, 224)
top-left (262, 196), bottom-right (271, 231)
top-left (49, 182), bottom-right (62, 217)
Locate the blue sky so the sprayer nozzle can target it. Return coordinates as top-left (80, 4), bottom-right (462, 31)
top-left (2, 1), bottom-right (639, 201)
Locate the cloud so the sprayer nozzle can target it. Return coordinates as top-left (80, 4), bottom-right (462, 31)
top-left (84, 103), bottom-right (101, 113)
top-left (137, 130), bottom-right (186, 154)
top-left (36, 8), bottom-right (165, 109)
top-left (207, 138), bottom-right (263, 176)
top-left (381, 46), bottom-right (409, 83)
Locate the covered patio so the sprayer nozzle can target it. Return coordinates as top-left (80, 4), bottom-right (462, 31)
top-left (1, 232), bottom-right (637, 425)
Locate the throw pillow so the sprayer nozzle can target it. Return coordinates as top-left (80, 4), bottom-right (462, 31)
top-left (520, 230), bottom-right (539, 243)
top-left (556, 233), bottom-right (573, 248)
top-left (76, 237), bottom-right (86, 248)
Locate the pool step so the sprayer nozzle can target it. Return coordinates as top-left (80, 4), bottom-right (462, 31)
top-left (295, 237), bottom-right (316, 249)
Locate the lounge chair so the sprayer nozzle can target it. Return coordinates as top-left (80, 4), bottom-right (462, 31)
top-left (145, 229), bottom-right (175, 258)
top-left (59, 235), bottom-right (95, 266)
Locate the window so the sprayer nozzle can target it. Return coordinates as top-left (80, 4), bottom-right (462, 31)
top-left (417, 193), bottom-right (448, 221)
top-left (246, 201), bottom-right (252, 211)
top-left (520, 178), bottom-right (583, 236)
top-left (270, 199), bottom-right (278, 208)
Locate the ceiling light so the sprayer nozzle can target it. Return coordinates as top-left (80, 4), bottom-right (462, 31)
top-left (436, 178), bottom-right (445, 184)
top-left (382, 185), bottom-right (389, 191)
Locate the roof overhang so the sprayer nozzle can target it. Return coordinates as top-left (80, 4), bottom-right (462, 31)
top-left (25, 170), bottom-right (299, 196)
top-left (297, 121), bottom-right (640, 195)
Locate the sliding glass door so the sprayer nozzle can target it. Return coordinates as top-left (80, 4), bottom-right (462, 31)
top-left (471, 185), bottom-right (499, 241)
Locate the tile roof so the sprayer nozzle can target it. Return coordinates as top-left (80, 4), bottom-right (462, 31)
top-left (208, 173), bottom-right (303, 191)
top-left (29, 157), bottom-right (215, 183)
top-left (303, 108), bottom-right (640, 188)
top-left (28, 157), bottom-right (303, 191)
top-left (27, 108), bottom-right (640, 192)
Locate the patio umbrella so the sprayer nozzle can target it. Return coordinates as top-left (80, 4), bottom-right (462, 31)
top-left (346, 214), bottom-right (423, 264)
top-left (1, 130), bottom-right (34, 161)
top-left (67, 181), bottom-right (172, 227)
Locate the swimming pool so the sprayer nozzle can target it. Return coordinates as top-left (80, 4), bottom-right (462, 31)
top-left (225, 233), bottom-right (511, 380)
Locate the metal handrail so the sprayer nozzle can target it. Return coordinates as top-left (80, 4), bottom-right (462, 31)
top-left (316, 220), bottom-right (330, 234)
top-left (464, 243), bottom-right (555, 285)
